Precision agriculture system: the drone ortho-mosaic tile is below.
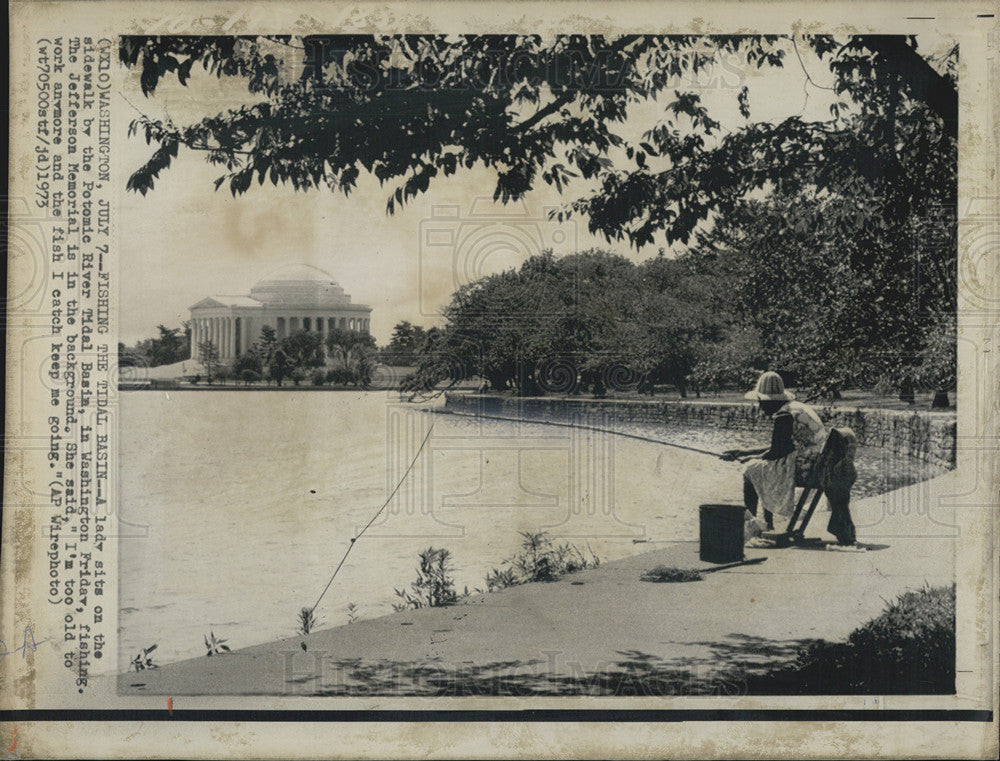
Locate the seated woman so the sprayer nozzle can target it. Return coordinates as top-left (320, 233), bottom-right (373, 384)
top-left (722, 371), bottom-right (827, 530)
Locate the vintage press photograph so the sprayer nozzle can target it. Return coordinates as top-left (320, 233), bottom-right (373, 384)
top-left (114, 34), bottom-right (958, 698)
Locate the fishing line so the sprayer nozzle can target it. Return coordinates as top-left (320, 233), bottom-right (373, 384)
top-left (309, 405), bottom-right (726, 616)
top-left (309, 420), bottom-right (436, 615)
top-left (435, 408), bottom-right (728, 459)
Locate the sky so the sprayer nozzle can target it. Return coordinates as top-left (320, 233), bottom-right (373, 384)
top-left (117, 36), bottom-right (862, 347)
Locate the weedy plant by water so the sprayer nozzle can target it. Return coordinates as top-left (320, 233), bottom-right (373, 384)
top-left (130, 644), bottom-right (158, 671)
top-left (393, 546), bottom-right (459, 611)
top-left (204, 630), bottom-right (231, 656)
top-left (485, 531), bottom-right (601, 591)
top-left (297, 607), bottom-right (321, 635)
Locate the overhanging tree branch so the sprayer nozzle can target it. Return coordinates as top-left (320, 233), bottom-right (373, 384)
top-left (859, 35), bottom-right (957, 140)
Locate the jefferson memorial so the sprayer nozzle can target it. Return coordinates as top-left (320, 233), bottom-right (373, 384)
top-left (189, 264), bottom-right (372, 361)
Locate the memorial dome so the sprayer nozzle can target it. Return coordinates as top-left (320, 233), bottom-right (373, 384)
top-left (250, 264), bottom-right (352, 307)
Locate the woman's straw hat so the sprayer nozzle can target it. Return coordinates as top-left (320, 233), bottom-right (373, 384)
top-left (744, 371), bottom-right (795, 401)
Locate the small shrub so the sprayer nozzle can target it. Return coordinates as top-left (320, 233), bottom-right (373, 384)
top-left (748, 584), bottom-right (956, 694)
top-left (486, 532), bottom-right (600, 590)
top-left (130, 644), bottom-right (158, 671)
top-left (204, 630), bottom-right (231, 656)
top-left (327, 368), bottom-right (354, 386)
top-left (346, 602), bottom-right (359, 624)
top-left (392, 547), bottom-right (459, 610)
top-left (513, 531), bottom-right (600, 582)
top-left (311, 369), bottom-right (326, 386)
top-left (485, 566), bottom-right (518, 592)
top-left (297, 607), bottom-right (320, 635)
top-left (843, 583), bottom-right (955, 690)
top-left (513, 531), bottom-right (557, 582)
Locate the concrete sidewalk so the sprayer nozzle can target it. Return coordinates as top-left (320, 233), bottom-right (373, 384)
top-left (118, 473), bottom-right (956, 696)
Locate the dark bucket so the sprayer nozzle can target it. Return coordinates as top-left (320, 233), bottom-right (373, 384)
top-left (699, 504), bottom-right (745, 564)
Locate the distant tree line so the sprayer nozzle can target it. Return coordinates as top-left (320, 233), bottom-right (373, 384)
top-left (412, 249), bottom-right (722, 398)
top-left (380, 321), bottom-right (436, 367)
top-left (218, 326), bottom-right (378, 386)
top-left (118, 324), bottom-right (191, 368)
top-left (120, 34), bottom-right (956, 404)
top-left (409, 220), bottom-right (954, 402)
top-left (120, 322), bottom-right (382, 387)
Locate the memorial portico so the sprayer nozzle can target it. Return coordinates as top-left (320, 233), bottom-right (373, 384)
top-left (189, 264), bottom-right (372, 362)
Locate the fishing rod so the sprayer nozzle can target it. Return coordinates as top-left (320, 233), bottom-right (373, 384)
top-left (309, 405), bottom-right (732, 616)
top-left (308, 421), bottom-right (436, 616)
top-left (433, 408), bottom-right (730, 459)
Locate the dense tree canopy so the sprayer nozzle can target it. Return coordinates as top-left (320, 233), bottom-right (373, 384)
top-left (229, 326), bottom-right (378, 386)
top-left (121, 34), bottom-right (956, 247)
top-left (383, 321), bottom-right (429, 366)
top-left (121, 34), bottom-right (956, 398)
top-left (426, 216), bottom-right (953, 400)
top-left (425, 249), bottom-right (724, 396)
top-left (119, 323), bottom-right (190, 368)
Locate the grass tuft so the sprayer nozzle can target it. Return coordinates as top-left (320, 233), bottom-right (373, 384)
top-left (639, 565), bottom-right (704, 583)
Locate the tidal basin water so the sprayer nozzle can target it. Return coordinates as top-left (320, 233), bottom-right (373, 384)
top-left (119, 391), bottom-right (948, 669)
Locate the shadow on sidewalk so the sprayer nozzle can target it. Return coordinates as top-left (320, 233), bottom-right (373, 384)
top-left (301, 633), bottom-right (820, 696)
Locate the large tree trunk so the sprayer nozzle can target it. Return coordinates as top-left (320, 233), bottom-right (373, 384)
top-left (899, 381), bottom-right (915, 405)
top-left (861, 35), bottom-right (958, 141)
top-left (592, 374), bottom-right (607, 398)
top-left (931, 390), bottom-right (950, 408)
top-left (487, 371), bottom-right (508, 393)
top-left (674, 375), bottom-right (688, 399)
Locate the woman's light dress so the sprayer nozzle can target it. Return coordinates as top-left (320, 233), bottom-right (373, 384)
top-left (743, 401), bottom-right (827, 516)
